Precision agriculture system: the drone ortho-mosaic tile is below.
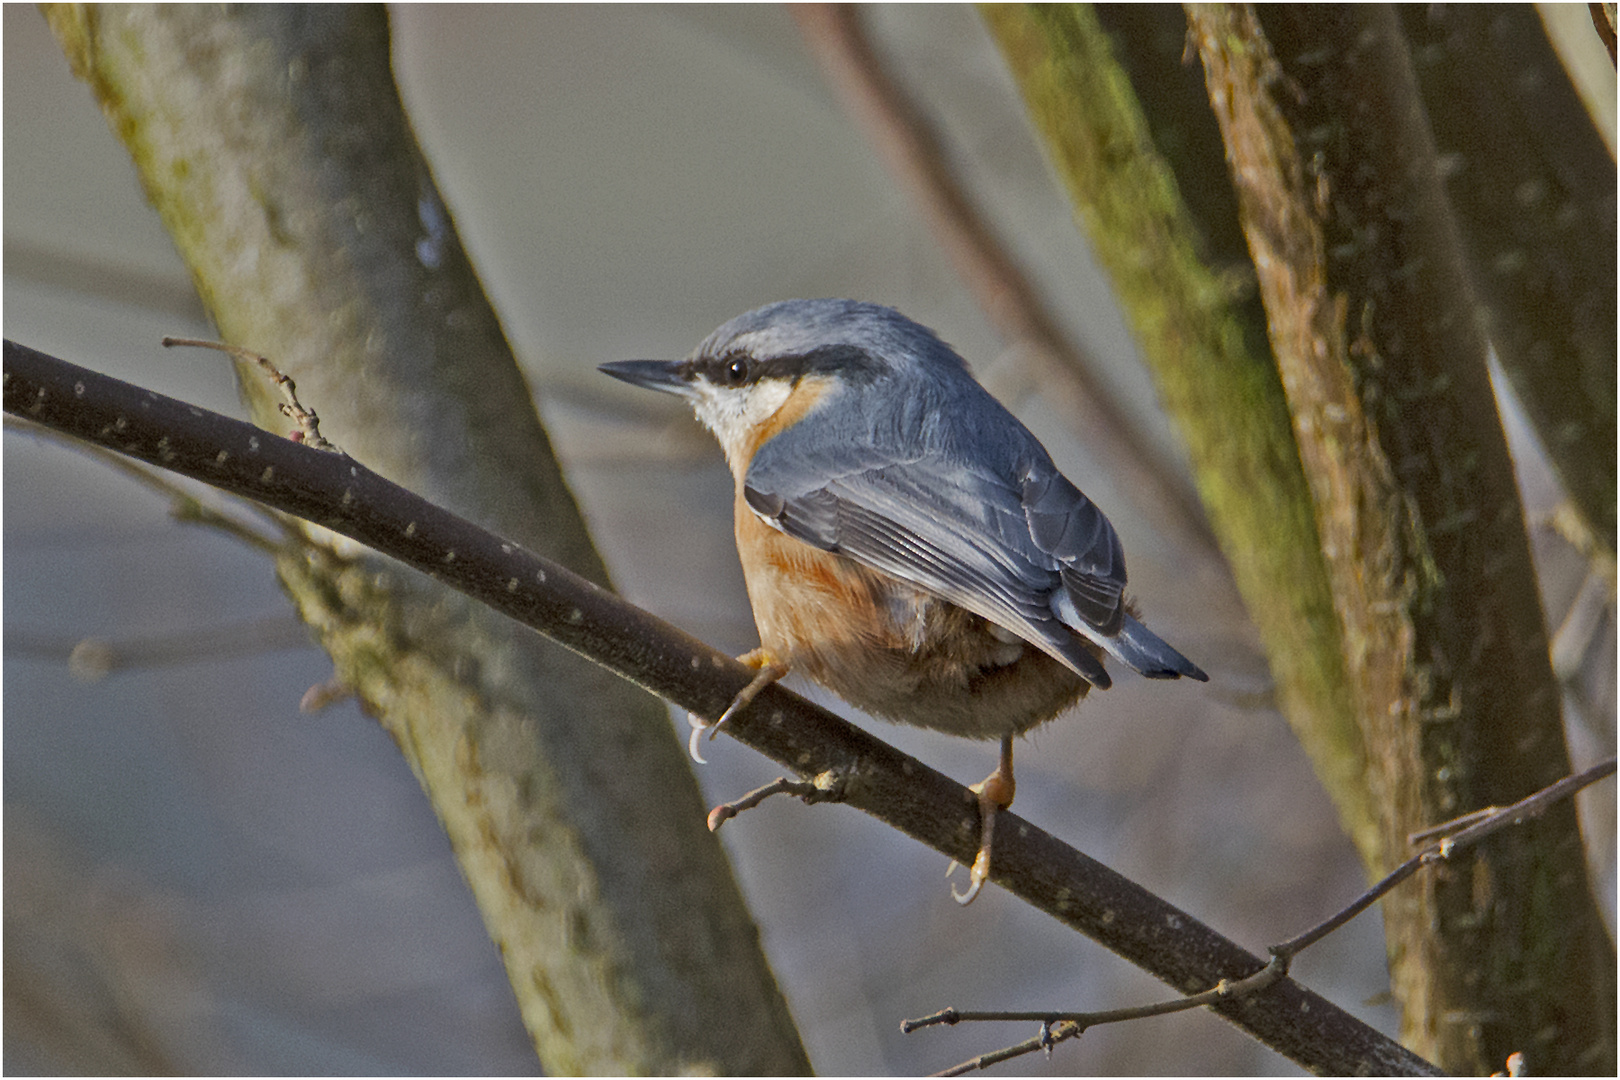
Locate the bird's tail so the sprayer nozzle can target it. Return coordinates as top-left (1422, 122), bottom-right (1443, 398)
top-left (1096, 614), bottom-right (1208, 681)
top-left (1050, 592), bottom-right (1209, 683)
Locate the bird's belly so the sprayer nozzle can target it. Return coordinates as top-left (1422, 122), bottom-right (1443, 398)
top-left (734, 504), bottom-right (1087, 739)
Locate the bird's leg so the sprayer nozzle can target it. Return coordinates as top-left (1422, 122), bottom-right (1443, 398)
top-left (687, 647), bottom-right (789, 763)
top-left (713, 648), bottom-right (790, 733)
top-left (951, 733), bottom-right (1016, 905)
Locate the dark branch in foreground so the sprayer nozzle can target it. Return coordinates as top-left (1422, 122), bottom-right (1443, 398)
top-left (3, 339), bottom-right (1438, 1076)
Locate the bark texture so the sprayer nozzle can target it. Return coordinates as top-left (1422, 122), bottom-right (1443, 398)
top-left (981, 2), bottom-right (1381, 871)
top-left (44, 6), bottom-right (810, 1073)
top-left (1191, 5), bottom-right (1614, 1072)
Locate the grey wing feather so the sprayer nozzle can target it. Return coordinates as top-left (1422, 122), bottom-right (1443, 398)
top-left (744, 411), bottom-right (1127, 687)
top-left (1021, 468), bottom-right (1126, 634)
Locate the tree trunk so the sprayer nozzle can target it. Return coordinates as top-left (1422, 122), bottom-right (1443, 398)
top-left (985, 3), bottom-right (1613, 1073)
top-left (43, 5), bottom-right (810, 1073)
top-left (1191, 5), bottom-right (1614, 1072)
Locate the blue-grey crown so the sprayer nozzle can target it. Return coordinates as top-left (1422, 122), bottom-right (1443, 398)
top-left (697, 299), bottom-right (972, 380)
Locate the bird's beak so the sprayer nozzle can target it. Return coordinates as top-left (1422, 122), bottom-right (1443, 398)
top-left (598, 359), bottom-right (692, 398)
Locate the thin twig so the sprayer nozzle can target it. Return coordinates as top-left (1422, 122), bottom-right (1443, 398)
top-left (912, 760), bottom-right (1614, 1073)
top-left (163, 336), bottom-right (339, 451)
top-left (916, 958), bottom-right (1289, 1075)
top-left (1272, 757), bottom-right (1616, 962)
top-left (299, 675), bottom-right (355, 714)
top-left (1406, 807), bottom-right (1498, 847)
top-left (907, 958), bottom-right (1288, 1036)
top-left (706, 774), bottom-right (844, 831)
top-left (934, 1021), bottom-right (1080, 1076)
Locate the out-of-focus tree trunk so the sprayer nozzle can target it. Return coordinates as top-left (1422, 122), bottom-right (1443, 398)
top-left (1399, 4), bottom-right (1616, 567)
top-left (987, 3), bottom-right (1615, 1074)
top-left (42, 5), bottom-right (810, 1074)
top-left (981, 0), bottom-right (1382, 874)
top-left (1217, 9), bottom-right (1612, 1070)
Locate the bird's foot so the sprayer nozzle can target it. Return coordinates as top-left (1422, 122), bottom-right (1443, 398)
top-left (686, 648), bottom-right (789, 764)
top-left (950, 734), bottom-right (1016, 905)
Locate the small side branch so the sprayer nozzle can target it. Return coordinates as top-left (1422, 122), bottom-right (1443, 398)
top-left (163, 336), bottom-right (338, 451)
top-left (706, 772), bottom-right (848, 832)
top-left (1274, 757), bottom-right (1616, 963)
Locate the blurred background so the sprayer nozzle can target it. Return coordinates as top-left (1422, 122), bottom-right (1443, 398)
top-left (5, 5), bottom-right (1612, 1075)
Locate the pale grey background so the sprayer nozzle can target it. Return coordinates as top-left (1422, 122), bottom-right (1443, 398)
top-left (5, 5), bottom-right (1612, 1075)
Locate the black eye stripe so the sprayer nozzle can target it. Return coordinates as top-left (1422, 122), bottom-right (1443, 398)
top-left (692, 344), bottom-right (881, 387)
top-left (688, 353), bottom-right (755, 387)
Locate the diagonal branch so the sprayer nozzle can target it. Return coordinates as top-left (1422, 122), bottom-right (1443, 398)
top-left (4, 338), bottom-right (1438, 1076)
top-left (910, 756), bottom-right (1615, 1074)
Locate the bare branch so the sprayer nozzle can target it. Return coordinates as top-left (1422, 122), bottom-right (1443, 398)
top-left (913, 759), bottom-right (1613, 1073)
top-left (705, 773), bottom-right (846, 832)
top-left (4, 338), bottom-right (1439, 1076)
top-left (1272, 758), bottom-right (1617, 963)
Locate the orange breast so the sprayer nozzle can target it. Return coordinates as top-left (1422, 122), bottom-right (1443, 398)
top-left (733, 493), bottom-right (896, 659)
top-left (731, 490), bottom-right (1092, 740)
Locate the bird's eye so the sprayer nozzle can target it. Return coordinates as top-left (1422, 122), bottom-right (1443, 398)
top-left (723, 357), bottom-right (750, 386)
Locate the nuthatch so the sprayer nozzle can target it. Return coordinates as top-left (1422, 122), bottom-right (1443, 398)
top-left (602, 299), bottom-right (1207, 903)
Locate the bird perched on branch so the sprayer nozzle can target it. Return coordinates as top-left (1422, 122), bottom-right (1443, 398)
top-left (601, 299), bottom-right (1206, 903)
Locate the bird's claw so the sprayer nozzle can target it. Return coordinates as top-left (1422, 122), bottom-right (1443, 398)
top-left (708, 693), bottom-right (748, 740)
top-left (688, 651), bottom-right (789, 764)
top-left (685, 688), bottom-right (749, 765)
top-left (949, 733), bottom-right (1014, 905)
top-left (686, 712), bottom-right (713, 764)
top-left (949, 846), bottom-right (992, 905)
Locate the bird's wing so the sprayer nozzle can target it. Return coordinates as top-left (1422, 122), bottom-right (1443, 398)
top-left (743, 418), bottom-right (1125, 686)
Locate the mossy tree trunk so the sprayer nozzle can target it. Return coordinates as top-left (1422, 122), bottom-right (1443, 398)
top-left (43, 5), bottom-right (810, 1074)
top-left (986, 4), bottom-right (1615, 1074)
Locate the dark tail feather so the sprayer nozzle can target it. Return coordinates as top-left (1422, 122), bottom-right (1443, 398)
top-left (1098, 615), bottom-right (1208, 681)
top-left (1042, 626), bottom-right (1113, 690)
